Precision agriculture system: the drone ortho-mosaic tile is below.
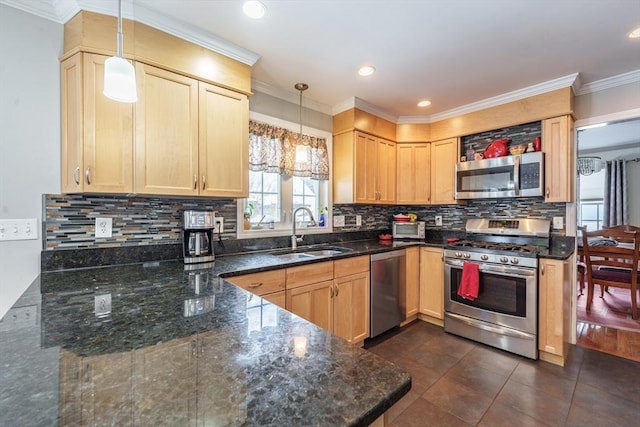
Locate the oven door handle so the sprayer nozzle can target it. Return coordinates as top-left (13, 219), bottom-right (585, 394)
top-left (445, 260), bottom-right (536, 278)
top-left (446, 312), bottom-right (535, 340)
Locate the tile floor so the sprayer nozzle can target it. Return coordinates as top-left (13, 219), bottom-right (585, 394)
top-left (365, 321), bottom-right (640, 427)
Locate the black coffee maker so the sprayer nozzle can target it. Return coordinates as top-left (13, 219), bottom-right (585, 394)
top-left (182, 210), bottom-right (215, 264)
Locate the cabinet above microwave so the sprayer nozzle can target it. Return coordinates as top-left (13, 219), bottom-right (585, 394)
top-left (455, 152), bottom-right (544, 200)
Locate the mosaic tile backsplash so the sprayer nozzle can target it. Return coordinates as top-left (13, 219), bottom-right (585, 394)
top-left (44, 194), bottom-right (567, 251)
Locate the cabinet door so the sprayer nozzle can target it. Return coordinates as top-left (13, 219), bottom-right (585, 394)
top-left (354, 131), bottom-right (378, 203)
top-left (405, 247), bottom-right (420, 318)
top-left (61, 53), bottom-right (133, 193)
top-left (542, 116), bottom-right (574, 203)
top-left (286, 261), bottom-right (334, 289)
top-left (538, 257), bottom-right (571, 360)
top-left (286, 280), bottom-right (334, 332)
top-left (377, 138), bottom-right (396, 204)
top-left (135, 63), bottom-right (199, 195)
top-left (263, 290), bottom-right (286, 309)
top-left (199, 82), bottom-right (249, 197)
top-left (133, 337), bottom-right (197, 425)
top-left (396, 143), bottom-right (430, 204)
top-left (419, 247), bottom-right (444, 320)
top-left (334, 271), bottom-right (370, 343)
top-left (430, 137), bottom-right (458, 204)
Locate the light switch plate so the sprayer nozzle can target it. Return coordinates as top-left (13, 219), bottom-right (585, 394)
top-left (356, 215), bottom-right (362, 226)
top-left (0, 218), bottom-right (38, 241)
top-left (333, 215), bottom-right (345, 227)
top-left (553, 216), bottom-right (564, 230)
top-left (95, 217), bottom-right (113, 238)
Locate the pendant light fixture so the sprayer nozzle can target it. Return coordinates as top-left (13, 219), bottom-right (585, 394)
top-left (103, 0), bottom-right (138, 103)
top-left (295, 83), bottom-right (309, 163)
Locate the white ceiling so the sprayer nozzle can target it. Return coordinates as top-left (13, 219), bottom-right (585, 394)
top-left (3, 0), bottom-right (640, 123)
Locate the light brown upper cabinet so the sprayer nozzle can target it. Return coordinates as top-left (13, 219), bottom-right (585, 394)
top-left (61, 53), bottom-right (134, 194)
top-left (542, 115), bottom-right (574, 203)
top-left (198, 82), bottom-right (248, 198)
top-left (134, 63), bottom-right (249, 197)
top-left (396, 143), bottom-right (431, 204)
top-left (334, 130), bottom-right (396, 204)
top-left (430, 137), bottom-right (459, 204)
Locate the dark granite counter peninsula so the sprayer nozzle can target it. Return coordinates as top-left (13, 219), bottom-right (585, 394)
top-left (1, 247), bottom-right (411, 426)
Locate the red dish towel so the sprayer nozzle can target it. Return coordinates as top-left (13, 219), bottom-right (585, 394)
top-left (458, 262), bottom-right (480, 301)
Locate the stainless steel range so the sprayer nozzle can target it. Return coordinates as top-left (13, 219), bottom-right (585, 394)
top-left (443, 218), bottom-right (550, 359)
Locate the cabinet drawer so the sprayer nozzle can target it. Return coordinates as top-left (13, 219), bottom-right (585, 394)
top-left (286, 261), bottom-right (334, 289)
top-left (334, 256), bottom-right (369, 277)
top-left (226, 269), bottom-right (286, 296)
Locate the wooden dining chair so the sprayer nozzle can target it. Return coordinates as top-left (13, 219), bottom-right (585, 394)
top-left (579, 226), bottom-right (640, 320)
top-left (599, 225), bottom-right (640, 296)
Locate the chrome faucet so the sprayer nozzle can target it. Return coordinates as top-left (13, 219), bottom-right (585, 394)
top-left (291, 206), bottom-right (316, 249)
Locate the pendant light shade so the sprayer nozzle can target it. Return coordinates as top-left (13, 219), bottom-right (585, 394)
top-left (103, 0), bottom-right (137, 103)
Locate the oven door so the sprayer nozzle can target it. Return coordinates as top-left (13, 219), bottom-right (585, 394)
top-left (444, 258), bottom-right (537, 334)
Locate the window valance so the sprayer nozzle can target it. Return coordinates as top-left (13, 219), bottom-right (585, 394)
top-left (248, 120), bottom-right (329, 181)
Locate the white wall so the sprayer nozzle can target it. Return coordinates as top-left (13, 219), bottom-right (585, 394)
top-left (0, 5), bottom-right (62, 318)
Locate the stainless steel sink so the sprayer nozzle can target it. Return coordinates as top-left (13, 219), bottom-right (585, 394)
top-left (271, 245), bottom-right (352, 259)
top-left (273, 252), bottom-right (316, 260)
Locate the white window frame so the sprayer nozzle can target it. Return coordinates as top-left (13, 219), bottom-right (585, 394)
top-left (237, 111), bottom-right (333, 239)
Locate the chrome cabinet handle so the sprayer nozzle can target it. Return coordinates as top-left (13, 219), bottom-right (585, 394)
top-left (202, 175), bottom-right (206, 191)
top-left (541, 264), bottom-right (545, 275)
top-left (334, 284), bottom-right (339, 297)
top-left (330, 286), bottom-right (334, 298)
top-left (85, 167), bottom-right (91, 185)
top-left (545, 188), bottom-right (550, 198)
top-left (73, 167), bottom-right (80, 185)
top-left (193, 175), bottom-right (197, 190)
top-left (248, 282), bottom-right (263, 288)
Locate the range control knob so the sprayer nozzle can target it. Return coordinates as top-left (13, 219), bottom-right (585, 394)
top-left (481, 255), bottom-right (489, 261)
top-left (455, 252), bottom-right (462, 258)
top-left (511, 258), bottom-right (519, 265)
top-left (463, 252), bottom-right (471, 259)
top-left (500, 256), bottom-right (509, 263)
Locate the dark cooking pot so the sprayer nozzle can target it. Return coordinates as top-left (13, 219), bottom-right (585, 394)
top-left (484, 139), bottom-right (510, 158)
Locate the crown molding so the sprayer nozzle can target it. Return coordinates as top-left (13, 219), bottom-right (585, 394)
top-left (252, 80), bottom-right (334, 115)
top-left (353, 98), bottom-right (398, 123)
top-left (422, 73), bottom-right (580, 123)
top-left (575, 69), bottom-right (640, 96)
top-left (332, 98), bottom-right (357, 115)
top-left (0, 0), bottom-right (70, 22)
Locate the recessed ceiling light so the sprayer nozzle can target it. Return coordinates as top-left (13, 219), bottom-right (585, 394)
top-left (358, 65), bottom-right (376, 76)
top-left (629, 26), bottom-right (640, 39)
top-left (243, 1), bottom-right (266, 19)
top-left (417, 100), bottom-right (432, 107)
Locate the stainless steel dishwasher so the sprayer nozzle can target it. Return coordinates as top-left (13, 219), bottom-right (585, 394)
top-left (370, 249), bottom-right (406, 338)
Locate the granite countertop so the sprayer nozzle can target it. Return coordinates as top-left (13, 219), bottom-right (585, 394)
top-left (1, 240), bottom-right (414, 427)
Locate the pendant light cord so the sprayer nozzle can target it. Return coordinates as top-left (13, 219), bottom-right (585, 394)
top-left (116, 0), bottom-right (124, 57)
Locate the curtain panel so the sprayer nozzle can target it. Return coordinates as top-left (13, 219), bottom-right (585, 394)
top-left (603, 159), bottom-right (628, 227)
top-left (248, 120), bottom-right (330, 180)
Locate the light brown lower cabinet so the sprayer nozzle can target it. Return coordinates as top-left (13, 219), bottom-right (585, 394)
top-left (287, 280), bottom-right (335, 332)
top-left (419, 247), bottom-right (444, 325)
top-left (538, 256), bottom-right (572, 366)
top-left (404, 247), bottom-right (420, 320)
top-left (225, 269), bottom-right (286, 309)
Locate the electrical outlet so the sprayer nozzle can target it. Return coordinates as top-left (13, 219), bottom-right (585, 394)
top-left (333, 215), bottom-right (345, 227)
top-left (553, 216), bottom-right (564, 230)
top-left (435, 215), bottom-right (443, 226)
top-left (95, 217), bottom-right (112, 238)
top-left (0, 218), bottom-right (38, 241)
top-left (356, 215), bottom-right (362, 226)
top-left (95, 294), bottom-right (112, 318)
top-left (214, 216), bottom-right (224, 234)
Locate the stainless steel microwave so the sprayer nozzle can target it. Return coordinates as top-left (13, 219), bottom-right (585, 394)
top-left (392, 221), bottom-right (425, 239)
top-left (455, 152), bottom-right (544, 199)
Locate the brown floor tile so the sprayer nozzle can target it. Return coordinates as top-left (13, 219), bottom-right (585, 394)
top-left (567, 382), bottom-right (640, 426)
top-left (578, 350), bottom-right (640, 404)
top-left (385, 385), bottom-right (425, 423)
top-left (442, 361), bottom-right (510, 397)
top-left (421, 376), bottom-right (495, 425)
top-left (397, 357), bottom-right (448, 390)
top-left (418, 332), bottom-right (476, 360)
top-left (458, 345), bottom-right (520, 377)
top-left (387, 396), bottom-right (472, 427)
top-left (493, 379), bottom-right (571, 426)
top-left (509, 362), bottom-right (577, 399)
top-left (479, 401), bottom-right (553, 427)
